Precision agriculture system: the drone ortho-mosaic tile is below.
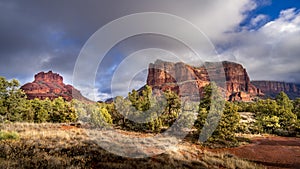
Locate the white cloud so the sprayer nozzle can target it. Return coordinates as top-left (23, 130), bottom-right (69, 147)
top-left (262, 8), bottom-right (300, 35)
top-left (279, 8), bottom-right (298, 21)
top-left (249, 14), bottom-right (269, 28)
top-left (185, 0), bottom-right (257, 42)
top-left (221, 8), bottom-right (300, 83)
top-left (97, 92), bottom-right (112, 101)
top-left (76, 86), bottom-right (102, 101)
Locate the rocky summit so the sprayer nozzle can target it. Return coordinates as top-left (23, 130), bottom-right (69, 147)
top-left (21, 71), bottom-right (89, 102)
top-left (147, 60), bottom-right (263, 101)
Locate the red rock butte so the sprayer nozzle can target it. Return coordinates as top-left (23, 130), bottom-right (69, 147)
top-left (21, 71), bottom-right (89, 102)
top-left (146, 60), bottom-right (264, 101)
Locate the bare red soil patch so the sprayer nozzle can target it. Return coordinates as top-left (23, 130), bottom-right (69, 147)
top-left (215, 136), bottom-right (300, 169)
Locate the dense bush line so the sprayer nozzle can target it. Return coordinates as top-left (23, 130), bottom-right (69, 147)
top-left (0, 77), bottom-right (78, 123)
top-left (1, 76), bottom-right (300, 142)
top-left (112, 86), bottom-right (181, 132)
top-left (234, 92), bottom-right (300, 136)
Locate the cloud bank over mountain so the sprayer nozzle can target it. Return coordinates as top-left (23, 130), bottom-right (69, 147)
top-left (0, 0), bottom-right (299, 101)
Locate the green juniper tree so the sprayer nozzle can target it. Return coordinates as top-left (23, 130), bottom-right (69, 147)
top-left (196, 82), bottom-right (240, 143)
top-left (293, 98), bottom-right (300, 119)
top-left (0, 77), bottom-right (29, 122)
top-left (255, 92), bottom-right (298, 135)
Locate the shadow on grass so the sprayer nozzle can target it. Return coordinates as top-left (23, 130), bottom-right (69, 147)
top-left (0, 139), bottom-right (208, 169)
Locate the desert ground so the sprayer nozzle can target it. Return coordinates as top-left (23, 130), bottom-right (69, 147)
top-left (1, 123), bottom-right (299, 169)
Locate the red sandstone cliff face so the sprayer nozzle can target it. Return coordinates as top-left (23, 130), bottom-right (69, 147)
top-left (251, 81), bottom-right (300, 99)
top-left (21, 71), bottom-right (89, 102)
top-left (147, 60), bottom-right (262, 101)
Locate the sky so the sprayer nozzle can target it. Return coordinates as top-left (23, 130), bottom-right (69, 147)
top-left (0, 0), bottom-right (300, 101)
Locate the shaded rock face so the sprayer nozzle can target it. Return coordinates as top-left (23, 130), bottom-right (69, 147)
top-left (251, 81), bottom-right (300, 99)
top-left (21, 71), bottom-right (89, 101)
top-left (147, 60), bottom-right (262, 101)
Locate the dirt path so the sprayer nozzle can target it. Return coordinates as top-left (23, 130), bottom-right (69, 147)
top-left (215, 136), bottom-right (300, 169)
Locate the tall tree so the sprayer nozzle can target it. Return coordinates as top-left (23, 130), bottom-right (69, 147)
top-left (164, 89), bottom-right (181, 115)
top-left (0, 77), bottom-right (29, 122)
top-left (196, 82), bottom-right (240, 143)
top-left (293, 98), bottom-right (300, 119)
top-left (276, 91), bottom-right (293, 111)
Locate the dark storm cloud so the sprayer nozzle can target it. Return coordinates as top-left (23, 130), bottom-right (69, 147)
top-left (0, 0), bottom-right (137, 82)
top-left (1, 0), bottom-right (299, 100)
top-left (0, 0), bottom-right (194, 83)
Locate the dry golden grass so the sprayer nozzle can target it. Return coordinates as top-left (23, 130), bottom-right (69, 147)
top-left (0, 123), bottom-right (264, 169)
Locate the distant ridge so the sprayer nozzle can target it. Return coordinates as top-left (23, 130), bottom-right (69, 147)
top-left (251, 81), bottom-right (300, 99)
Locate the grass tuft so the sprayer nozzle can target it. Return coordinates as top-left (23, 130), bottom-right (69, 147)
top-left (0, 131), bottom-right (19, 140)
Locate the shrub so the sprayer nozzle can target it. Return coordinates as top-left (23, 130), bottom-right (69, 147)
top-left (112, 86), bottom-right (184, 133)
top-left (90, 107), bottom-right (112, 128)
top-left (0, 131), bottom-right (19, 140)
top-left (254, 92), bottom-right (298, 136)
top-left (234, 102), bottom-right (257, 112)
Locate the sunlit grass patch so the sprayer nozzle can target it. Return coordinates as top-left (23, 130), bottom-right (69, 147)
top-left (0, 131), bottom-right (19, 140)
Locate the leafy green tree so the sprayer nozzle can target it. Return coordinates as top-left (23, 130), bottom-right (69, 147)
top-left (275, 92), bottom-right (297, 131)
top-left (43, 98), bottom-right (52, 121)
top-left (196, 82), bottom-right (240, 143)
top-left (258, 115), bottom-right (281, 132)
top-left (199, 83), bottom-right (214, 110)
top-left (276, 91), bottom-right (293, 111)
top-left (20, 100), bottom-right (34, 122)
top-left (293, 98), bottom-right (300, 119)
top-left (256, 99), bottom-right (278, 115)
top-left (161, 89), bottom-right (181, 127)
top-left (196, 82), bottom-right (224, 130)
top-left (255, 93), bottom-right (298, 135)
top-left (64, 101), bottom-right (78, 122)
top-left (49, 97), bottom-right (77, 123)
top-left (276, 107), bottom-right (297, 131)
top-left (0, 77), bottom-right (29, 122)
top-left (128, 89), bottom-right (141, 110)
top-left (175, 101), bottom-right (198, 131)
top-left (128, 85), bottom-right (153, 111)
top-left (117, 86), bottom-right (182, 132)
top-left (255, 99), bottom-right (280, 133)
top-left (234, 101), bottom-right (257, 112)
top-left (164, 89), bottom-right (181, 115)
top-left (6, 90), bottom-right (29, 122)
top-left (72, 99), bottom-right (89, 122)
top-left (141, 85), bottom-right (152, 111)
top-left (115, 96), bottom-right (132, 127)
top-left (101, 102), bottom-right (123, 125)
top-left (30, 98), bottom-right (49, 123)
top-left (50, 97), bottom-right (66, 122)
top-left (214, 102), bottom-right (240, 141)
top-left (90, 106), bottom-right (112, 128)
top-left (100, 107), bottom-right (113, 124)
